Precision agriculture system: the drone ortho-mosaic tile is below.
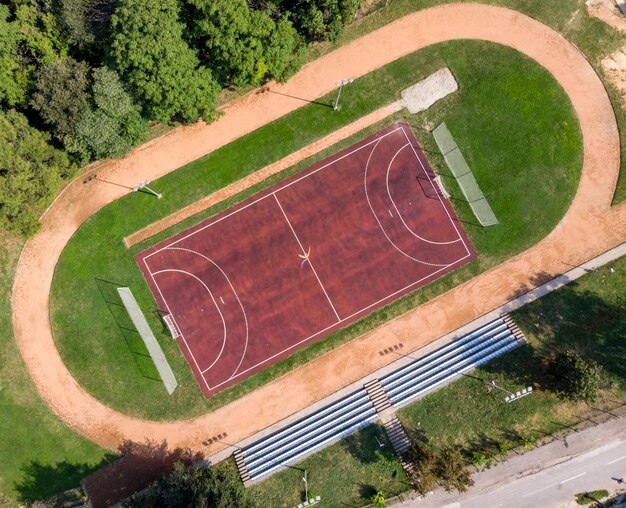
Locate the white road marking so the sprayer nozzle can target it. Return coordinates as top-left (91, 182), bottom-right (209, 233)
top-left (560, 472), bottom-right (586, 484)
top-left (607, 455), bottom-right (626, 465)
top-left (523, 472), bottom-right (586, 497)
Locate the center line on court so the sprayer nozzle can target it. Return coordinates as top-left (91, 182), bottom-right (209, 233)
top-left (273, 193), bottom-right (341, 321)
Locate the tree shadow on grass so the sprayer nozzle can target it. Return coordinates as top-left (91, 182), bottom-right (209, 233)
top-left (492, 281), bottom-right (626, 389)
top-left (14, 454), bottom-right (118, 505)
top-left (340, 425), bottom-right (398, 466)
top-left (15, 439), bottom-right (205, 507)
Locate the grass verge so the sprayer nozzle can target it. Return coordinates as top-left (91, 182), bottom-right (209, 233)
top-left (50, 41), bottom-right (581, 420)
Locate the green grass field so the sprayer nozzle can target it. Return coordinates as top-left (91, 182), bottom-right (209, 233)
top-left (50, 41), bottom-right (582, 420)
top-left (249, 253), bottom-right (626, 507)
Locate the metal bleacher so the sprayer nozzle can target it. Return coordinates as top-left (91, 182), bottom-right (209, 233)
top-left (239, 389), bottom-right (377, 483)
top-left (235, 315), bottom-right (525, 484)
top-left (380, 316), bottom-right (524, 408)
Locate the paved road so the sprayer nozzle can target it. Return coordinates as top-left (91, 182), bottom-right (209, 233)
top-left (395, 416), bottom-right (626, 508)
top-left (462, 441), bottom-right (626, 508)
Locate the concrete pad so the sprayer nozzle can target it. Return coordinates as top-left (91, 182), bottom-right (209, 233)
top-left (400, 67), bottom-right (458, 114)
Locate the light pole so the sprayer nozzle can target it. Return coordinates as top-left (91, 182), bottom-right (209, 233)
top-left (133, 179), bottom-right (162, 199)
top-left (391, 350), bottom-right (533, 403)
top-left (333, 77), bottom-right (353, 111)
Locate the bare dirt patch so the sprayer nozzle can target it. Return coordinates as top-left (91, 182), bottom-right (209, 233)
top-left (602, 45), bottom-right (626, 107)
top-left (586, 0), bottom-right (626, 32)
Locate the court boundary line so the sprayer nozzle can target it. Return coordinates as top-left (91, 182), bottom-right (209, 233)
top-left (363, 136), bottom-right (459, 267)
top-left (273, 193), bottom-right (341, 321)
top-left (141, 125), bottom-right (474, 393)
top-left (142, 257), bottom-right (212, 394)
top-left (147, 247), bottom-right (251, 390)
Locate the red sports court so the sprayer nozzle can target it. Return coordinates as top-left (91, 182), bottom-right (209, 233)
top-left (137, 122), bottom-right (476, 398)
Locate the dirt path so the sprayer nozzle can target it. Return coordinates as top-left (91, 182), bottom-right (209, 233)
top-left (12, 4), bottom-right (626, 454)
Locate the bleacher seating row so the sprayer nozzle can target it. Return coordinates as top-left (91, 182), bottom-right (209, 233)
top-left (380, 317), bottom-right (523, 407)
top-left (240, 390), bottom-right (377, 482)
top-left (236, 316), bottom-right (525, 483)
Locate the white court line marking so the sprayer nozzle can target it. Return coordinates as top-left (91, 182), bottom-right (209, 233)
top-left (401, 126), bottom-right (472, 258)
top-left (143, 126), bottom-right (474, 392)
top-left (273, 193), bottom-right (341, 321)
top-left (142, 258), bottom-right (212, 394)
top-left (164, 247), bottom-right (250, 383)
top-left (386, 143), bottom-right (461, 245)
top-left (607, 455), bottom-right (626, 465)
top-left (152, 268), bottom-right (228, 376)
top-left (523, 472), bottom-right (586, 497)
top-left (220, 296), bottom-right (225, 304)
top-left (363, 137), bottom-right (450, 267)
top-left (142, 127), bottom-right (406, 261)
top-left (388, 209), bottom-right (393, 217)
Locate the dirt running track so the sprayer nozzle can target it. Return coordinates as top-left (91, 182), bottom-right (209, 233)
top-left (12, 4), bottom-right (626, 453)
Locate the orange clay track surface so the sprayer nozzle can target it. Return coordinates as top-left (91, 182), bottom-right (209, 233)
top-left (11, 3), bottom-right (626, 454)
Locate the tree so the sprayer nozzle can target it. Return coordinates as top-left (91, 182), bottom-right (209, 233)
top-left (58, 0), bottom-right (117, 56)
top-left (30, 57), bottom-right (91, 141)
top-left (70, 66), bottom-right (148, 160)
top-left (435, 445), bottom-right (474, 494)
top-left (110, 0), bottom-right (220, 123)
top-left (545, 349), bottom-right (601, 401)
top-left (0, 4), bottom-right (28, 106)
top-left (124, 461), bottom-right (250, 508)
top-left (1, 1), bottom-right (68, 108)
top-left (285, 0), bottom-right (362, 41)
top-left (403, 440), bottom-right (439, 497)
top-left (370, 489), bottom-right (385, 508)
top-left (0, 109), bottom-right (73, 235)
top-left (12, 1), bottom-right (68, 66)
top-left (31, 60), bottom-right (147, 161)
top-left (189, 0), bottom-right (305, 87)
top-left (265, 13), bottom-right (306, 83)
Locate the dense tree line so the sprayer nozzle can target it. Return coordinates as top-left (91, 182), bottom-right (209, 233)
top-left (0, 0), bottom-right (363, 235)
